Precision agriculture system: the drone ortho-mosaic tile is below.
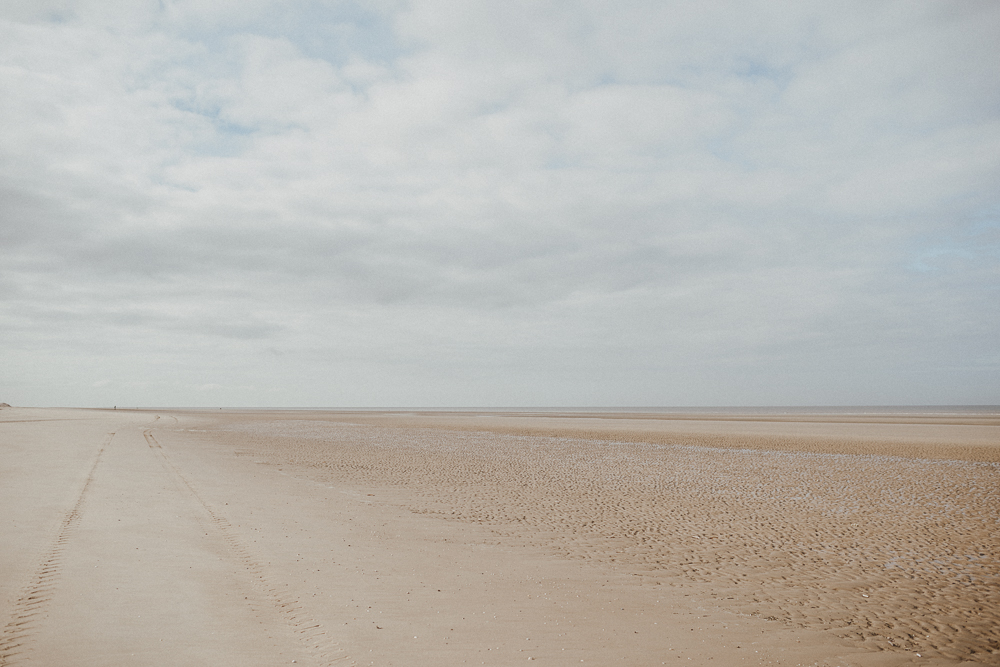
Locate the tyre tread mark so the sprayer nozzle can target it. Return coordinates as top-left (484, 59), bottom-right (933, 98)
top-left (0, 432), bottom-right (115, 666)
top-left (142, 429), bottom-right (352, 666)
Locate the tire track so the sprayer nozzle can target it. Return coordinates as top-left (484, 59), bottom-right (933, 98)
top-left (0, 432), bottom-right (115, 666)
top-left (141, 429), bottom-right (352, 666)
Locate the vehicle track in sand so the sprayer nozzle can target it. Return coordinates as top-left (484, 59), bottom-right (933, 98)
top-left (141, 428), bottom-right (352, 667)
top-left (0, 432), bottom-right (115, 666)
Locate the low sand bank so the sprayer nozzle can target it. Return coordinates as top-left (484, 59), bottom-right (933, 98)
top-left (261, 409), bottom-right (1000, 462)
top-left (2, 408), bottom-right (998, 665)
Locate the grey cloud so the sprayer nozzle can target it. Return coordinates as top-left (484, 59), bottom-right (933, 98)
top-left (2, 0), bottom-right (998, 407)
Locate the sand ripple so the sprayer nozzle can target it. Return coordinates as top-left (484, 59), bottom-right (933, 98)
top-left (213, 419), bottom-right (1000, 663)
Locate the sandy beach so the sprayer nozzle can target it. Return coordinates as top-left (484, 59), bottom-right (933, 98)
top-left (1, 407), bottom-right (997, 666)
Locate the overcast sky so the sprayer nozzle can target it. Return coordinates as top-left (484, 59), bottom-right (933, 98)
top-left (2, 0), bottom-right (998, 408)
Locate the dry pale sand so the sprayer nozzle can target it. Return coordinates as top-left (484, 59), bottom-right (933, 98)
top-left (1, 407), bottom-right (998, 666)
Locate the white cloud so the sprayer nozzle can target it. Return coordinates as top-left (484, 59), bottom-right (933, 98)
top-left (1, 0), bottom-right (998, 407)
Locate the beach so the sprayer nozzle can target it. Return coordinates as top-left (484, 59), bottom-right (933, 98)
top-left (1, 407), bottom-right (997, 666)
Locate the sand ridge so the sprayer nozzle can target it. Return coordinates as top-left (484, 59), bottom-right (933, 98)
top-left (277, 410), bottom-right (1000, 462)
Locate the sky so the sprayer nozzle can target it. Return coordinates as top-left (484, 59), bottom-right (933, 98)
top-left (1, 0), bottom-right (998, 408)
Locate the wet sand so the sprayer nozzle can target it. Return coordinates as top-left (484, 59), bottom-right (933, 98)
top-left (1, 407), bottom-right (998, 665)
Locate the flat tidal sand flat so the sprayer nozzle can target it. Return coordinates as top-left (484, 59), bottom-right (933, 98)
top-left (2, 408), bottom-right (998, 666)
top-left (212, 411), bottom-right (1000, 664)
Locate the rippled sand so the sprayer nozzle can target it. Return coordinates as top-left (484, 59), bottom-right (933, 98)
top-left (2, 407), bottom-right (998, 666)
top-left (214, 410), bottom-right (1000, 663)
